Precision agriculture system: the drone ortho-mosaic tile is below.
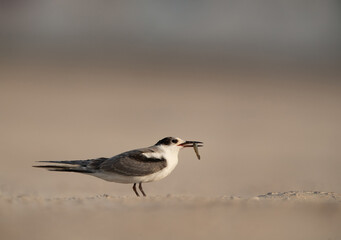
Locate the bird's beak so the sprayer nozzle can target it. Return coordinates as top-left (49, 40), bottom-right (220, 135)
top-left (178, 141), bottom-right (203, 148)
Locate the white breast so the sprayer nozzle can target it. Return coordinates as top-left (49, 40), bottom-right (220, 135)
top-left (140, 145), bottom-right (180, 182)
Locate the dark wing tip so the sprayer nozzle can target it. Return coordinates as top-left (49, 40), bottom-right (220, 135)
top-left (33, 165), bottom-right (66, 168)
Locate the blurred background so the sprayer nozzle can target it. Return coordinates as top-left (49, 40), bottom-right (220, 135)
top-left (0, 0), bottom-right (340, 197)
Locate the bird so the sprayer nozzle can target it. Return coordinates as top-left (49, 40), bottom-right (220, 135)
top-left (34, 137), bottom-right (203, 197)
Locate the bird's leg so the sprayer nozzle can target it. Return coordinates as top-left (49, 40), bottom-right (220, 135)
top-left (139, 182), bottom-right (147, 197)
top-left (132, 183), bottom-right (140, 197)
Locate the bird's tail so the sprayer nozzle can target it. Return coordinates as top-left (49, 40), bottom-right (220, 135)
top-left (33, 160), bottom-right (94, 173)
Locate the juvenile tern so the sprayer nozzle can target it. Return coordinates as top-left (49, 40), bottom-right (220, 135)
top-left (34, 137), bottom-right (203, 197)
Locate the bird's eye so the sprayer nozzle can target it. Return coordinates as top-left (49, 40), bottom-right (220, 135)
top-left (172, 139), bottom-right (178, 144)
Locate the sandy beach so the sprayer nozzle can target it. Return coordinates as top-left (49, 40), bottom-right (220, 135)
top-left (1, 191), bottom-right (341, 240)
top-left (1, 65), bottom-right (340, 239)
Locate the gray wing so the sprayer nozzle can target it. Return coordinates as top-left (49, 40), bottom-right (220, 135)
top-left (98, 148), bottom-right (167, 176)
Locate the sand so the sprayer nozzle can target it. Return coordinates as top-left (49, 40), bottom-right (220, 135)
top-left (1, 191), bottom-right (340, 240)
top-left (1, 64), bottom-right (340, 239)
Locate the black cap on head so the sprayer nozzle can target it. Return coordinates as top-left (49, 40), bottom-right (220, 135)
top-left (155, 137), bottom-right (178, 146)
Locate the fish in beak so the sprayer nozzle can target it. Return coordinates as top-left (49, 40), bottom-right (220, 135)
top-left (178, 140), bottom-right (203, 160)
top-left (178, 141), bottom-right (203, 148)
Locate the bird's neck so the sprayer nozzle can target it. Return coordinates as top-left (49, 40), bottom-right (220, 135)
top-left (157, 146), bottom-right (179, 172)
top-left (157, 146), bottom-right (180, 161)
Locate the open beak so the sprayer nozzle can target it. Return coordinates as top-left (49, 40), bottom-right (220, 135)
top-left (178, 141), bottom-right (203, 148)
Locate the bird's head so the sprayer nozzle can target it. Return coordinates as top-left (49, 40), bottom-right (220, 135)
top-left (155, 137), bottom-right (203, 153)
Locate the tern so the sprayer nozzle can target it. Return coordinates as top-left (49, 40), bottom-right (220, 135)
top-left (34, 137), bottom-right (203, 197)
